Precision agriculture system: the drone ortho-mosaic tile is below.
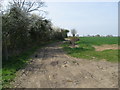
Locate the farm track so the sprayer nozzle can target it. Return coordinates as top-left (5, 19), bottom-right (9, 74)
top-left (12, 42), bottom-right (118, 88)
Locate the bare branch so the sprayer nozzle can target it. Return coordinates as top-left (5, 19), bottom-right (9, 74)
top-left (27, 8), bottom-right (38, 12)
top-left (11, 0), bottom-right (45, 14)
top-left (26, 2), bottom-right (45, 12)
top-left (17, 0), bottom-right (20, 6)
top-left (21, 0), bottom-right (25, 8)
top-left (13, 0), bottom-right (17, 6)
top-left (26, 2), bottom-right (35, 12)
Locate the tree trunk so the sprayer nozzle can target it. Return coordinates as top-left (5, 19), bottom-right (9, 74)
top-left (3, 40), bottom-right (8, 60)
top-left (73, 34), bottom-right (75, 37)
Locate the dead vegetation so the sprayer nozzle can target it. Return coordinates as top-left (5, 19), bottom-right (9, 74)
top-left (93, 44), bottom-right (119, 51)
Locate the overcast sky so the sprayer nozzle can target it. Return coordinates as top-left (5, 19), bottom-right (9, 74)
top-left (44, 1), bottom-right (118, 36)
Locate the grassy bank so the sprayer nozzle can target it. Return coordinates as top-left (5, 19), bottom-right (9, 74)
top-left (2, 41), bottom-right (57, 88)
top-left (62, 37), bottom-right (119, 62)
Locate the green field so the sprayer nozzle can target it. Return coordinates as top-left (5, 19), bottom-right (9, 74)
top-left (77, 37), bottom-right (118, 45)
top-left (62, 37), bottom-right (119, 62)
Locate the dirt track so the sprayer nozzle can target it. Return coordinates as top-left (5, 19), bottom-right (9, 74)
top-left (12, 42), bottom-right (118, 88)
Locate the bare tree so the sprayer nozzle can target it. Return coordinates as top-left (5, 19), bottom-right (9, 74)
top-left (9, 0), bottom-right (45, 13)
top-left (71, 29), bottom-right (77, 37)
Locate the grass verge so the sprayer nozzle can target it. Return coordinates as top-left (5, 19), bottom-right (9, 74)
top-left (2, 41), bottom-right (57, 88)
top-left (62, 37), bottom-right (119, 62)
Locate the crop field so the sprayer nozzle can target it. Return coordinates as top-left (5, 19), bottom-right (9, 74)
top-left (62, 37), bottom-right (119, 62)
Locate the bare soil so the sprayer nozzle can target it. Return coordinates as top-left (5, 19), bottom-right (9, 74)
top-left (93, 44), bottom-right (119, 51)
top-left (12, 42), bottom-right (118, 88)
